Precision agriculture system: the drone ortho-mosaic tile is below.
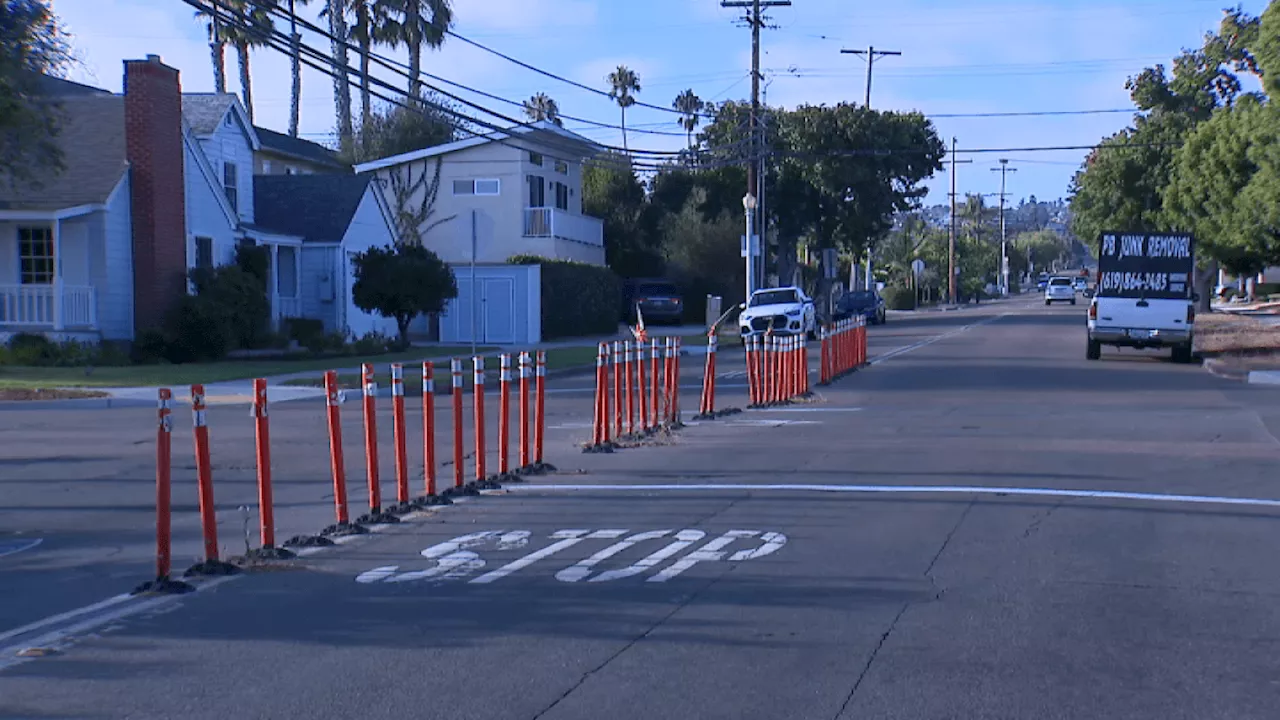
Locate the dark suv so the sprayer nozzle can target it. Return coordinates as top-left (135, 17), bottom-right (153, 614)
top-left (621, 279), bottom-right (684, 324)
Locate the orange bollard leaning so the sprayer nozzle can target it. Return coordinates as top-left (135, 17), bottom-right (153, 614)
top-left (534, 351), bottom-right (551, 470)
top-left (390, 364), bottom-right (410, 506)
top-left (324, 371), bottom-right (351, 526)
top-left (135, 388), bottom-right (194, 593)
top-left (592, 343), bottom-right (607, 447)
top-left (499, 354), bottom-right (512, 476)
top-left (672, 337), bottom-right (682, 423)
top-left (185, 384), bottom-right (237, 576)
top-left (251, 378), bottom-right (278, 549)
top-left (637, 341), bottom-right (649, 432)
top-left (422, 362), bottom-right (438, 499)
top-left (451, 358), bottom-right (464, 491)
top-left (746, 335), bottom-right (760, 406)
top-left (361, 364), bottom-right (380, 513)
top-left (519, 352), bottom-right (532, 468)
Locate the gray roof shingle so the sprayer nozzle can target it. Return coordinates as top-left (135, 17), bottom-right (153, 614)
top-left (254, 126), bottom-right (346, 171)
top-left (181, 93), bottom-right (236, 135)
top-left (0, 95), bottom-right (128, 211)
top-left (252, 174), bottom-right (377, 243)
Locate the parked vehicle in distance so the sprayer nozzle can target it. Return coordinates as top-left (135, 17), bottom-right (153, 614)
top-left (1087, 232), bottom-right (1196, 363)
top-left (1037, 273), bottom-right (1050, 290)
top-left (621, 279), bottom-right (683, 325)
top-left (833, 289), bottom-right (887, 325)
top-left (1044, 277), bottom-right (1076, 305)
top-left (739, 286), bottom-right (817, 340)
top-left (1072, 277), bottom-right (1089, 292)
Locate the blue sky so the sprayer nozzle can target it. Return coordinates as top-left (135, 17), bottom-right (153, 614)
top-left (58, 0), bottom-right (1265, 205)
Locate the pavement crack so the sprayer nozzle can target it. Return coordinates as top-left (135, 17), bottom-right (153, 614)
top-left (1022, 498), bottom-right (1069, 539)
top-left (831, 602), bottom-right (910, 720)
top-left (925, 497), bottom-right (975, 577)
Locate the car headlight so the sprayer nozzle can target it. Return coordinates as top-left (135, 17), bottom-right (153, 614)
top-left (786, 308), bottom-right (802, 316)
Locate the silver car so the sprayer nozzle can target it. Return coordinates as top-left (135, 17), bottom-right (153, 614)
top-left (1044, 276), bottom-right (1076, 305)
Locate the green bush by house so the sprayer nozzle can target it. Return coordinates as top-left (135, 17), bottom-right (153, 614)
top-left (509, 255), bottom-right (621, 339)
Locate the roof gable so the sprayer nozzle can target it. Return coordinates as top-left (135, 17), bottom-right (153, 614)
top-left (253, 126), bottom-right (347, 170)
top-left (252, 174), bottom-right (375, 243)
top-left (0, 95), bottom-right (128, 211)
top-left (181, 93), bottom-right (260, 149)
top-left (353, 120), bottom-right (603, 173)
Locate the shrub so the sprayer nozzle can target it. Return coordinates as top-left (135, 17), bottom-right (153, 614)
top-left (5, 332), bottom-right (54, 365)
top-left (189, 264), bottom-right (271, 350)
top-left (1008, 279), bottom-right (1021, 294)
top-left (352, 330), bottom-right (394, 355)
top-left (1256, 282), bottom-right (1280, 298)
top-left (163, 294), bottom-right (235, 363)
top-left (509, 255), bottom-right (621, 339)
top-left (131, 330), bottom-right (170, 364)
top-left (882, 286), bottom-right (916, 311)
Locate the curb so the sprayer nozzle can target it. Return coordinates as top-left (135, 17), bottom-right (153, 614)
top-left (1248, 370), bottom-right (1280, 386)
top-left (0, 397), bottom-right (155, 411)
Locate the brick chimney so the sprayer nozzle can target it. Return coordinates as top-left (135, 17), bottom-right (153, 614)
top-left (124, 54), bottom-right (187, 335)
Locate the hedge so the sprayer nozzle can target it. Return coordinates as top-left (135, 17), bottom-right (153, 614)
top-left (509, 255), bottom-right (621, 339)
top-left (882, 286), bottom-right (916, 311)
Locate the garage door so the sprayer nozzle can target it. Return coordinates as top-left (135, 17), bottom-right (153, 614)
top-left (450, 275), bottom-right (516, 344)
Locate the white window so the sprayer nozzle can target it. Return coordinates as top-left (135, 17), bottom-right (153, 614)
top-left (526, 175), bottom-right (545, 208)
top-left (554, 160), bottom-right (568, 175)
top-left (529, 151), bottom-right (544, 166)
top-left (452, 179), bottom-right (500, 196)
top-left (262, 159), bottom-right (273, 173)
top-left (223, 161), bottom-right (239, 213)
top-left (553, 181), bottom-right (569, 211)
top-left (17, 227), bottom-right (54, 285)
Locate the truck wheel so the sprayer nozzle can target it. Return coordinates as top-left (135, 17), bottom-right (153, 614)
top-left (1171, 344), bottom-right (1194, 364)
top-left (1086, 339), bottom-right (1101, 360)
top-left (1070, 299), bottom-right (1076, 305)
top-left (1044, 300), bottom-right (1051, 306)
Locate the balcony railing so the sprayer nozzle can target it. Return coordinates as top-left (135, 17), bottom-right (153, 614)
top-left (523, 207), bottom-right (604, 247)
top-left (0, 284), bottom-right (97, 329)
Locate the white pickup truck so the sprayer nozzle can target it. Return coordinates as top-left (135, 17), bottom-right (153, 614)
top-left (1087, 232), bottom-right (1196, 363)
top-left (739, 286), bottom-right (817, 340)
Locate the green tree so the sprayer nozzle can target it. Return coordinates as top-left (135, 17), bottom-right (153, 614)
top-left (284, 0), bottom-right (313, 137)
top-left (321, 0), bottom-right (396, 126)
top-left (384, 0), bottom-right (452, 97)
top-left (606, 65), bottom-right (640, 153)
top-left (342, 93), bottom-right (457, 164)
top-left (673, 88), bottom-right (705, 154)
top-left (523, 92), bottom-right (562, 126)
top-left (584, 152), bottom-right (664, 278)
top-left (193, 1), bottom-right (228, 93)
top-left (221, 0), bottom-right (274, 123)
top-left (352, 243), bottom-right (457, 347)
top-left (0, 0), bottom-right (72, 188)
top-left (327, 0), bottom-right (354, 150)
top-left (662, 187), bottom-right (745, 313)
top-left (1165, 98), bottom-right (1280, 279)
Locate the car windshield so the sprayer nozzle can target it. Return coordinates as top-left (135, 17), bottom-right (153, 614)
top-left (637, 283), bottom-right (678, 297)
top-left (750, 289), bottom-right (799, 307)
top-left (841, 291), bottom-right (876, 307)
top-left (1049, 278), bottom-right (1072, 286)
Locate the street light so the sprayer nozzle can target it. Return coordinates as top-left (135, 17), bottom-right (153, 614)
top-left (743, 193), bottom-right (758, 301)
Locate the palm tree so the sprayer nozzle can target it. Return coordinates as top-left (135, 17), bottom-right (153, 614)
top-left (193, 2), bottom-right (229, 93)
top-left (326, 0), bottom-right (354, 150)
top-left (286, 0), bottom-right (313, 137)
top-left (221, 0), bottom-right (274, 123)
top-left (606, 66), bottom-right (641, 152)
top-left (672, 88), bottom-right (704, 153)
top-left (320, 0), bottom-right (395, 126)
top-left (523, 93), bottom-right (562, 126)
top-left (384, 0), bottom-right (453, 97)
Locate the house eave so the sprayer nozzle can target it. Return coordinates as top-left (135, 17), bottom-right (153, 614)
top-left (0, 204), bottom-right (105, 220)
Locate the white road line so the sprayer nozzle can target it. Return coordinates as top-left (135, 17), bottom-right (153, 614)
top-left (556, 530), bottom-right (672, 582)
top-left (506, 483), bottom-right (1280, 510)
top-left (589, 530), bottom-right (707, 583)
top-left (0, 592), bottom-right (133, 645)
top-left (868, 313), bottom-right (1008, 366)
top-left (470, 529), bottom-right (627, 584)
top-left (0, 538), bottom-right (42, 559)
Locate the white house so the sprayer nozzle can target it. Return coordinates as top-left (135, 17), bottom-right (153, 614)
top-left (0, 55), bottom-right (397, 343)
top-left (353, 122), bottom-right (606, 344)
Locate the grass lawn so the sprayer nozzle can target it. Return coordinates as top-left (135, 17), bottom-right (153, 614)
top-left (0, 345), bottom-right (496, 390)
top-left (281, 345), bottom-right (602, 391)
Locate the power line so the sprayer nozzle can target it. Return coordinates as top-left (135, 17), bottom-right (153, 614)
top-left (839, 46), bottom-right (901, 108)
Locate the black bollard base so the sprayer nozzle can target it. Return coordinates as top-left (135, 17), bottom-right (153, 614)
top-left (356, 510), bottom-right (401, 525)
top-left (132, 575), bottom-right (195, 596)
top-left (184, 559), bottom-right (241, 578)
top-left (284, 533), bottom-right (336, 547)
top-left (319, 522), bottom-right (367, 538)
top-left (243, 546), bottom-right (296, 561)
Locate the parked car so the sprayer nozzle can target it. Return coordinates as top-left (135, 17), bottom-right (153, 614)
top-left (621, 279), bottom-right (683, 325)
top-left (833, 290), bottom-right (887, 325)
top-left (1044, 276), bottom-right (1076, 305)
top-left (1072, 277), bottom-right (1089, 292)
top-left (739, 286), bottom-right (817, 340)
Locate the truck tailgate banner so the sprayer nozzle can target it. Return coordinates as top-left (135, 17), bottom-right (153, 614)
top-left (1096, 232), bottom-right (1195, 300)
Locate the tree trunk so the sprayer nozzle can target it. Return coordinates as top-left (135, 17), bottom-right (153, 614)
top-left (1195, 259), bottom-right (1217, 313)
top-left (621, 106), bottom-right (629, 153)
top-left (396, 316), bottom-right (411, 350)
top-left (210, 39), bottom-right (226, 94)
top-left (360, 39), bottom-right (372, 126)
top-left (237, 42), bottom-right (253, 123)
top-left (328, 0), bottom-right (353, 151)
top-left (407, 4), bottom-right (422, 98)
top-left (289, 31), bottom-right (302, 137)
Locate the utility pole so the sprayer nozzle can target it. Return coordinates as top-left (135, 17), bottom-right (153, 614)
top-left (840, 46), bottom-right (901, 108)
top-left (841, 46), bottom-right (899, 291)
top-left (725, 0), bottom-right (790, 294)
top-left (942, 137), bottom-right (972, 305)
top-left (991, 159), bottom-right (1017, 295)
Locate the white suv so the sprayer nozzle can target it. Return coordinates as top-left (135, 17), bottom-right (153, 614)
top-left (1044, 276), bottom-right (1076, 305)
top-left (739, 287), bottom-right (817, 339)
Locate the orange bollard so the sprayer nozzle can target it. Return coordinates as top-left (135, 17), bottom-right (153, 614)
top-left (661, 337), bottom-right (673, 423)
top-left (519, 352), bottom-right (532, 467)
top-left (155, 388), bottom-right (173, 580)
top-left (499, 354), bottom-right (511, 475)
top-left (637, 341), bottom-right (649, 432)
top-left (673, 337), bottom-right (682, 423)
top-left (802, 335), bottom-right (810, 395)
top-left (819, 326), bottom-right (829, 385)
top-left (473, 356), bottom-right (486, 483)
top-left (601, 343), bottom-right (612, 445)
top-left (592, 343), bottom-right (606, 446)
top-left (451, 358), bottom-right (464, 490)
top-left (252, 378), bottom-right (276, 548)
top-left (324, 371), bottom-right (350, 524)
top-left (422, 362), bottom-right (437, 498)
top-left (390, 364), bottom-right (409, 505)
top-left (699, 333), bottom-right (717, 416)
top-left (534, 351), bottom-right (547, 466)
top-left (649, 338), bottom-right (660, 428)
top-left (624, 341), bottom-right (635, 436)
top-left (612, 341), bottom-right (623, 439)
top-left (190, 384), bottom-right (226, 570)
top-left (360, 363), bottom-right (381, 513)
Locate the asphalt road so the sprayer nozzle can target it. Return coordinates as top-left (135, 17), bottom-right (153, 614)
top-left (6, 297), bottom-right (1280, 719)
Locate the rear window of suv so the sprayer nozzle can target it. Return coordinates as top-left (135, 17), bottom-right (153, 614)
top-left (1049, 278), bottom-right (1072, 286)
top-left (637, 283), bottom-right (678, 297)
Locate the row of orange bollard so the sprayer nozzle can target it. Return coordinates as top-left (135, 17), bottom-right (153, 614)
top-left (140, 352), bottom-right (550, 593)
top-left (745, 334), bottom-right (811, 408)
top-left (588, 337), bottom-right (682, 451)
top-left (819, 317), bottom-right (869, 385)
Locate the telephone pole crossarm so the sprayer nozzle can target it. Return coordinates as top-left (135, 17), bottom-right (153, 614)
top-left (840, 47), bottom-right (901, 108)
top-left (940, 138), bottom-right (973, 305)
top-left (991, 159), bottom-right (1018, 296)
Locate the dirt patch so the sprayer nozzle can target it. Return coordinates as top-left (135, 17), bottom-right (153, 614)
top-left (1195, 312), bottom-right (1280, 355)
top-left (0, 388), bottom-right (110, 402)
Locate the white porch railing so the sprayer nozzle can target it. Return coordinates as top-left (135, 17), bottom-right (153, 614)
top-left (0, 284), bottom-right (97, 329)
top-left (273, 294), bottom-right (302, 331)
top-left (523, 207), bottom-right (604, 247)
